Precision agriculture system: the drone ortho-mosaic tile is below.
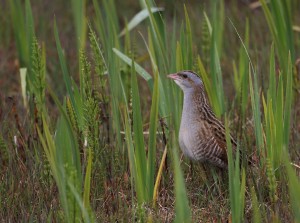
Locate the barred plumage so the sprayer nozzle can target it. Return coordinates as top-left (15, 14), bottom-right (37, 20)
top-left (168, 70), bottom-right (237, 169)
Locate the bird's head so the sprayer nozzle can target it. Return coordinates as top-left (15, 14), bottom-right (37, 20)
top-left (167, 70), bottom-right (203, 92)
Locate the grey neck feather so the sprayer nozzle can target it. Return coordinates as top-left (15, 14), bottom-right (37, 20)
top-left (181, 86), bottom-right (205, 120)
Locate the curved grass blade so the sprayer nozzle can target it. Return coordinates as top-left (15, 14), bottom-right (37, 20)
top-left (119, 7), bottom-right (164, 37)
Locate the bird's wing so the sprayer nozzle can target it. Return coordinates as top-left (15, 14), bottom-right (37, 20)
top-left (199, 110), bottom-right (237, 163)
top-left (193, 119), bottom-right (228, 166)
top-left (211, 118), bottom-right (237, 148)
top-left (200, 105), bottom-right (237, 149)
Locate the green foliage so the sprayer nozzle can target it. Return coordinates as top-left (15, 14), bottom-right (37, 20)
top-left (251, 187), bottom-right (262, 223)
top-left (197, 7), bottom-right (225, 117)
top-left (30, 37), bottom-right (46, 115)
top-left (66, 97), bottom-right (80, 140)
top-left (9, 0), bottom-right (26, 65)
top-left (114, 4), bottom-right (191, 217)
top-left (211, 0), bottom-right (224, 57)
top-left (130, 62), bottom-right (147, 203)
top-left (226, 117), bottom-right (246, 223)
top-left (146, 69), bottom-right (160, 201)
top-left (249, 64), bottom-right (264, 159)
top-left (173, 139), bottom-right (191, 223)
top-left (82, 88), bottom-right (100, 218)
top-left (83, 98), bottom-right (100, 151)
top-left (88, 26), bottom-right (107, 92)
top-left (9, 0), bottom-right (46, 119)
top-left (80, 49), bottom-right (92, 99)
top-left (262, 48), bottom-right (293, 169)
top-left (38, 113), bottom-right (85, 222)
top-left (121, 62), bottom-right (160, 212)
top-left (201, 13), bottom-right (211, 69)
top-left (233, 19), bottom-right (250, 123)
top-left (119, 7), bottom-right (164, 37)
top-left (265, 158), bottom-right (278, 203)
top-left (284, 154), bottom-right (300, 222)
top-left (2, 0), bottom-right (300, 222)
top-left (260, 0), bottom-right (295, 75)
top-left (54, 20), bottom-right (76, 109)
top-left (9, 0), bottom-right (33, 67)
top-left (70, 0), bottom-right (86, 50)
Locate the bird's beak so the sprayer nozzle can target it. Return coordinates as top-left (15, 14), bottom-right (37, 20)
top-left (167, 73), bottom-right (179, 80)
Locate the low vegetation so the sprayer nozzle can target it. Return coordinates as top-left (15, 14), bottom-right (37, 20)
top-left (0, 0), bottom-right (300, 222)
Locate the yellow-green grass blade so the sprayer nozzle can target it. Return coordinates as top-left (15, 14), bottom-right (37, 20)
top-left (251, 187), bottom-right (262, 223)
top-left (152, 146), bottom-right (167, 207)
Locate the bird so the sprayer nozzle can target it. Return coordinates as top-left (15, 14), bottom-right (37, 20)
top-left (168, 70), bottom-right (237, 168)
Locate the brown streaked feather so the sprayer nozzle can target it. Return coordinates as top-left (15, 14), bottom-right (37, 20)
top-left (200, 105), bottom-right (238, 165)
top-left (202, 103), bottom-right (237, 151)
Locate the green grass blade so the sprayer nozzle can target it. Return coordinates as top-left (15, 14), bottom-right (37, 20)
top-left (54, 20), bottom-right (77, 113)
top-left (139, 31), bottom-right (168, 117)
top-left (146, 68), bottom-right (159, 200)
top-left (173, 143), bottom-right (191, 223)
top-left (260, 0), bottom-right (295, 74)
top-left (123, 109), bottom-right (138, 201)
top-left (226, 116), bottom-right (245, 223)
top-left (144, 0), bottom-right (168, 72)
top-left (25, 0), bottom-right (34, 64)
top-left (251, 187), bottom-right (262, 223)
top-left (183, 5), bottom-right (193, 68)
top-left (197, 56), bottom-right (214, 105)
top-left (9, 0), bottom-right (27, 66)
top-left (268, 44), bottom-right (276, 109)
top-left (119, 7), bottom-right (164, 37)
top-left (249, 66), bottom-right (264, 154)
top-left (283, 53), bottom-right (293, 148)
top-left (210, 42), bottom-right (225, 116)
top-left (67, 181), bottom-right (92, 223)
top-left (131, 62), bottom-right (147, 202)
top-left (113, 48), bottom-right (153, 87)
top-left (284, 154), bottom-right (300, 221)
top-left (70, 0), bottom-right (86, 50)
top-left (48, 88), bottom-right (82, 177)
top-left (83, 147), bottom-right (92, 211)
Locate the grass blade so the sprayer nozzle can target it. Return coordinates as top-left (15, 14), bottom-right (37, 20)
top-left (119, 7), bottom-right (164, 37)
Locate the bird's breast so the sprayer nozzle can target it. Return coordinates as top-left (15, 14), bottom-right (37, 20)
top-left (179, 115), bottom-right (205, 160)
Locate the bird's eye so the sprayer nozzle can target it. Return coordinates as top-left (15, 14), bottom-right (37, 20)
top-left (182, 74), bottom-right (188, 78)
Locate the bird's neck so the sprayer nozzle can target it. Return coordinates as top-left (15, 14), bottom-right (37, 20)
top-left (182, 86), bottom-right (207, 116)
